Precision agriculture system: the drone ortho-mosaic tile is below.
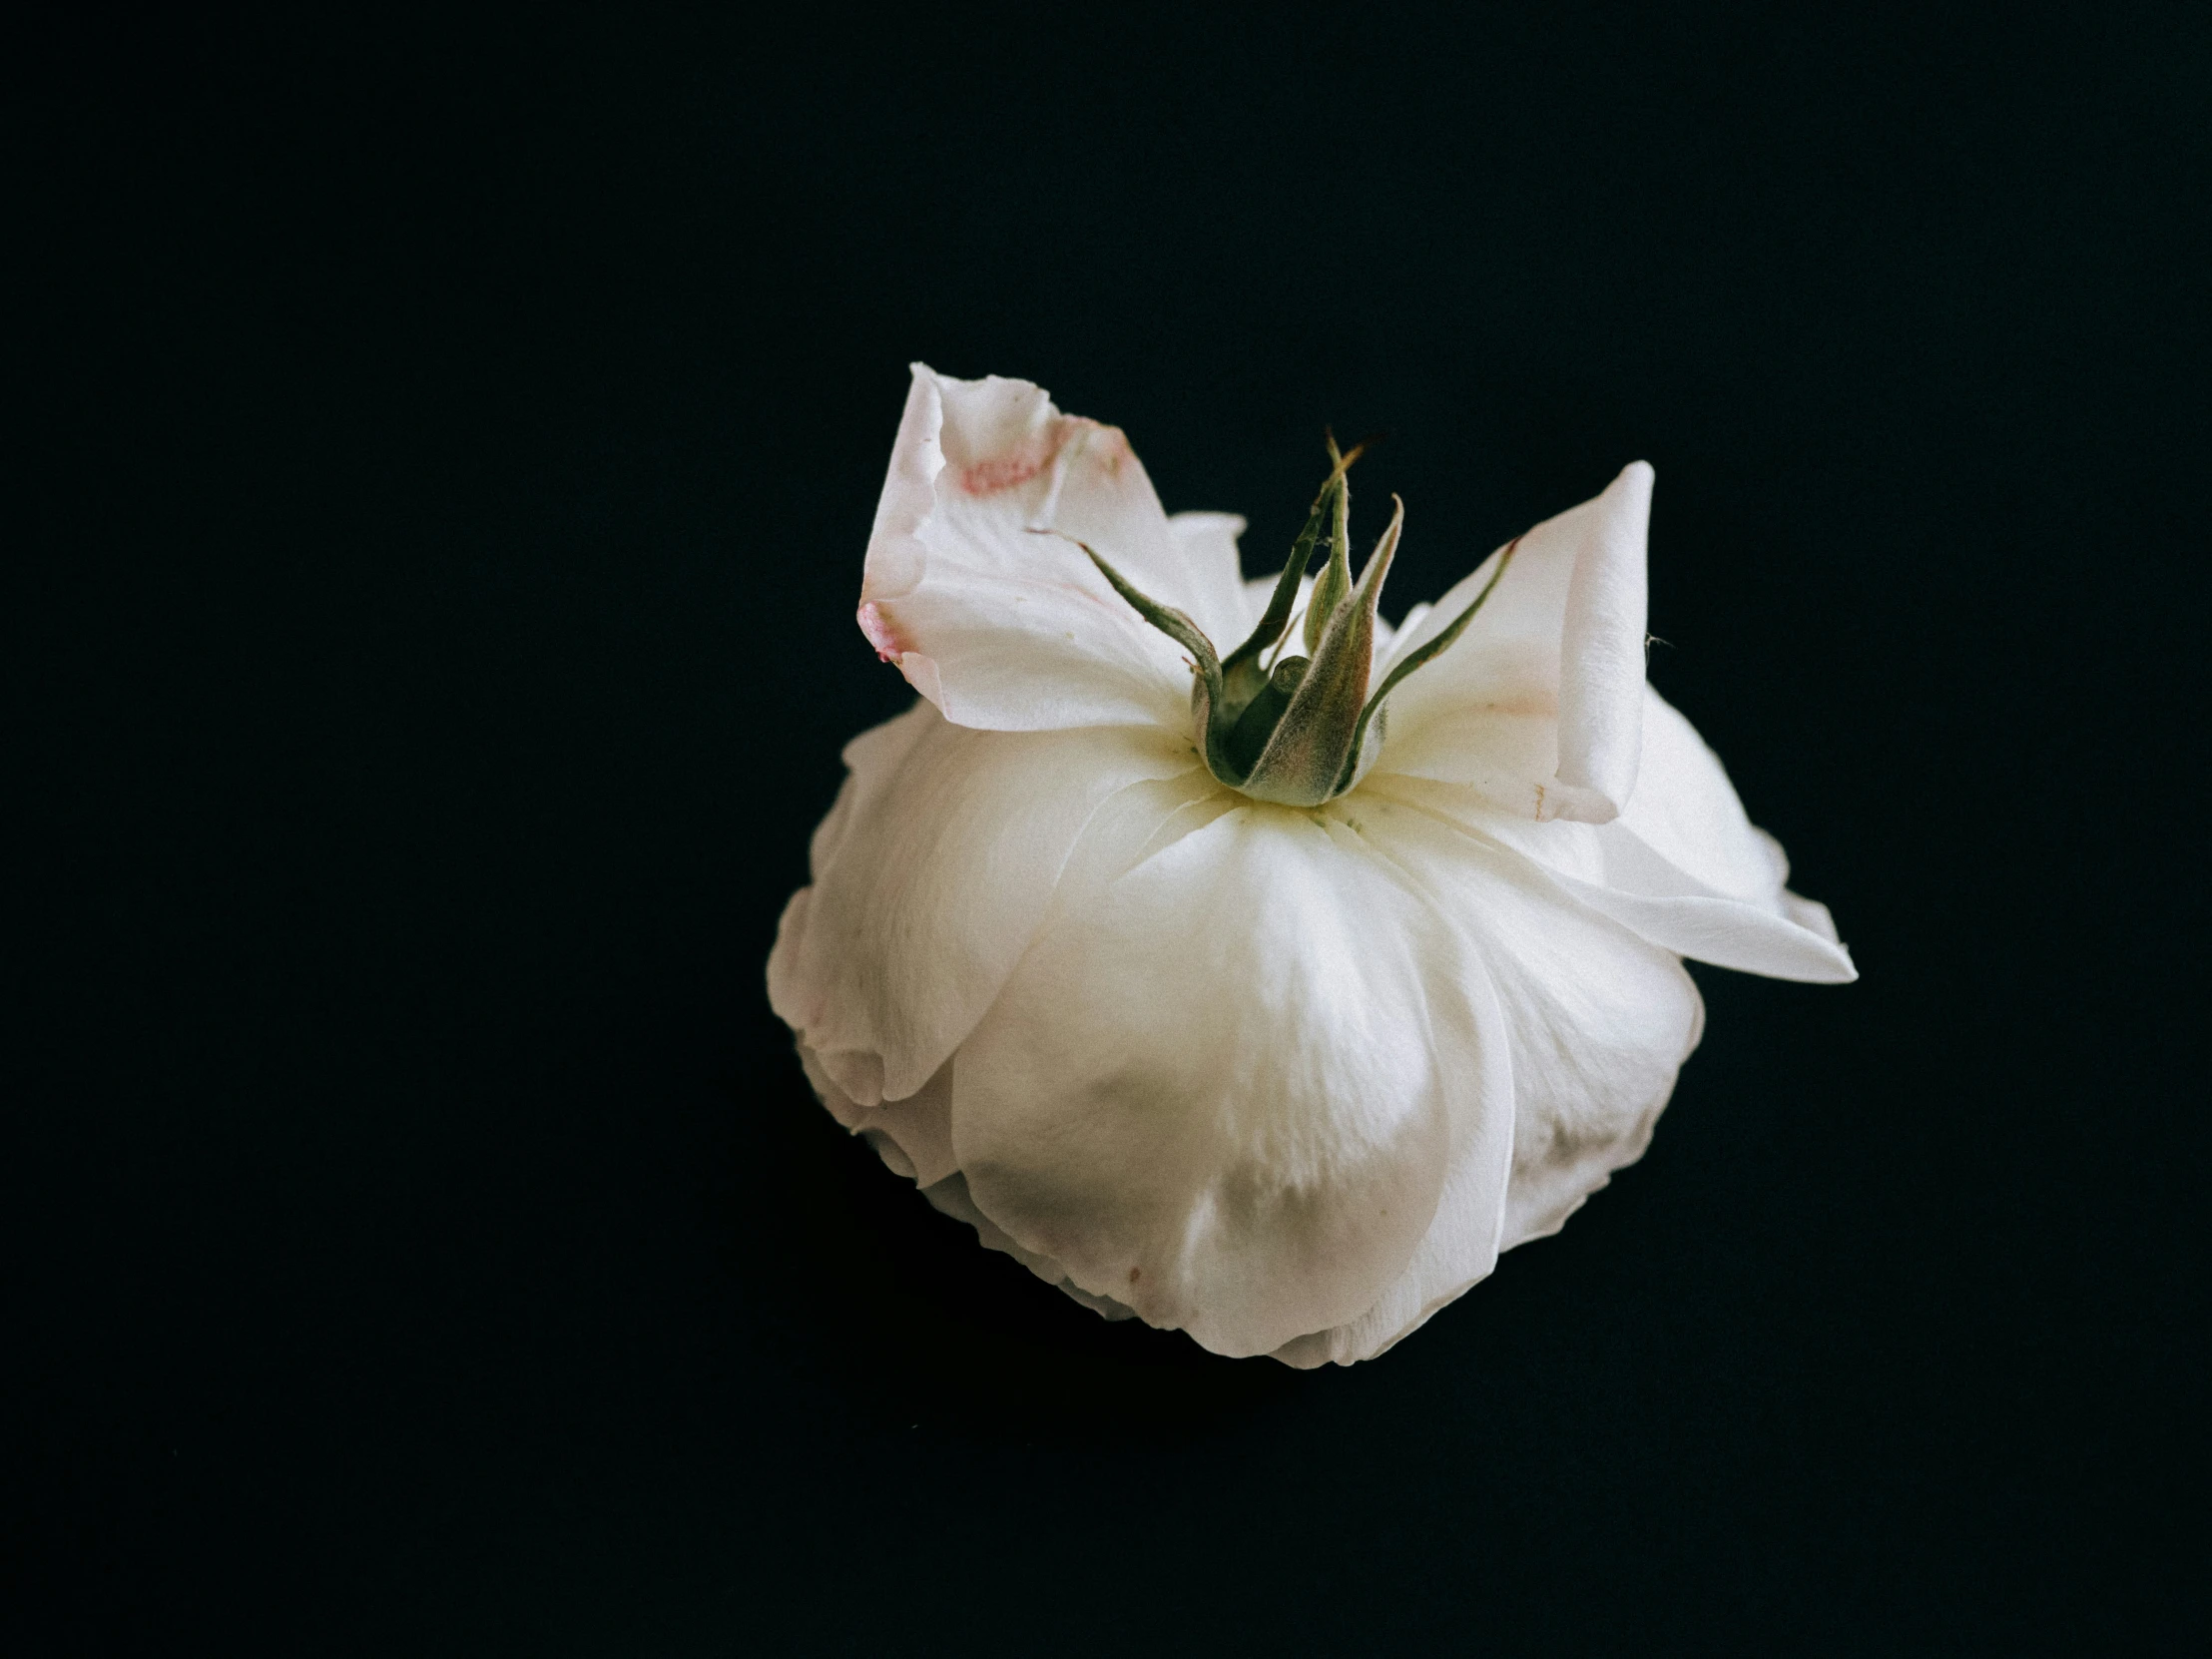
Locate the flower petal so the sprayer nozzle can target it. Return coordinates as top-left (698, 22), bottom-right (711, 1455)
top-left (1621, 686), bottom-right (1797, 902)
top-left (767, 701), bottom-right (1206, 1107)
top-left (1265, 793), bottom-right (1698, 1363)
top-left (1345, 794), bottom-right (1707, 1261)
top-left (1166, 511), bottom-right (1256, 648)
top-left (1574, 832), bottom-right (1857, 981)
top-left (858, 365), bottom-right (1229, 733)
top-left (794, 1039), bottom-right (1140, 1321)
top-left (1266, 847), bottom-right (1515, 1366)
top-left (797, 1038), bottom-right (960, 1188)
top-left (949, 806), bottom-right (1460, 1360)
top-left (796, 1015), bottom-right (1141, 1322)
top-left (1377, 462), bottom-right (1654, 824)
top-left (1364, 687), bottom-right (1857, 984)
top-left (919, 1173), bottom-right (1138, 1321)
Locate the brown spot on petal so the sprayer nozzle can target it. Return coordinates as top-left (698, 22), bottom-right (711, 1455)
top-left (856, 600), bottom-right (909, 664)
top-left (1127, 1266), bottom-right (1141, 1283)
top-left (1475, 692), bottom-right (1558, 718)
top-left (1521, 1120), bottom-right (1610, 1174)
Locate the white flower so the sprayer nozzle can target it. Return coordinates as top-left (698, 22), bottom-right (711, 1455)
top-left (769, 364), bottom-right (1854, 1367)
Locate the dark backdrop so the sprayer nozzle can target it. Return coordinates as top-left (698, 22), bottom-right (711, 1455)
top-left (10, 6), bottom-right (2204, 1653)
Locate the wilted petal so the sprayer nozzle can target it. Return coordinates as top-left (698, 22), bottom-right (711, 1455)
top-left (950, 807), bottom-right (1461, 1360)
top-left (857, 366), bottom-right (1229, 732)
top-left (767, 700), bottom-right (1204, 1107)
top-left (1378, 463), bottom-right (1654, 823)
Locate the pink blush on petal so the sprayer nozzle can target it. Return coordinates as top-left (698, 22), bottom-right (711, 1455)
top-left (953, 418), bottom-right (1071, 496)
top-left (857, 600), bottom-right (909, 663)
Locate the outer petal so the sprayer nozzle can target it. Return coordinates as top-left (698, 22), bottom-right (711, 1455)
top-left (857, 366), bottom-right (1229, 733)
top-left (1268, 812), bottom-right (1516, 1368)
top-left (797, 1038), bottom-right (959, 1188)
top-left (1599, 692), bottom-right (1854, 974)
top-left (767, 700), bottom-right (1205, 1106)
top-left (1377, 462), bottom-right (1654, 824)
top-left (1347, 793), bottom-right (1708, 1260)
top-left (1269, 793), bottom-right (1699, 1364)
top-left (950, 806), bottom-right (1461, 1360)
top-left (919, 1174), bottom-right (1139, 1322)
top-left (794, 1038), bottom-right (1138, 1322)
top-left (1363, 687), bottom-right (1857, 984)
top-left (1622, 686), bottom-right (1848, 947)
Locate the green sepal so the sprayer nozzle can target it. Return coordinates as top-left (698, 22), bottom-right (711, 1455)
top-left (1071, 541), bottom-right (1239, 780)
top-left (1219, 492), bottom-right (1325, 719)
top-left (1240, 494), bottom-right (1404, 807)
top-left (1220, 441), bottom-right (1368, 719)
top-left (1303, 434), bottom-right (1355, 656)
top-left (1061, 441), bottom-right (1509, 810)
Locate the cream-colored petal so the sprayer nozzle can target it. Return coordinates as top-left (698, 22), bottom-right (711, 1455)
top-left (857, 366), bottom-right (1239, 733)
top-left (1348, 793), bottom-right (1706, 1261)
top-left (1363, 686), bottom-right (1857, 984)
top-left (919, 1174), bottom-right (1138, 1321)
top-left (767, 700), bottom-right (1205, 1107)
top-left (950, 806), bottom-right (1462, 1360)
top-left (1620, 686), bottom-right (1791, 899)
top-left (1377, 463), bottom-right (1654, 824)
top-left (1266, 813), bottom-right (1516, 1368)
top-left (797, 1039), bottom-right (960, 1189)
top-left (792, 1034), bottom-right (1136, 1321)
top-left (1166, 511), bottom-right (1253, 649)
top-left (1265, 793), bottom-right (1697, 1363)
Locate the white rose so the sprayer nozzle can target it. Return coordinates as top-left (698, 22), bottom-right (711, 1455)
top-left (769, 364), bottom-right (1854, 1367)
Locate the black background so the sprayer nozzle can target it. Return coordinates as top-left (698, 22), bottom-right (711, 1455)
top-left (10, 6), bottom-right (2205, 1652)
